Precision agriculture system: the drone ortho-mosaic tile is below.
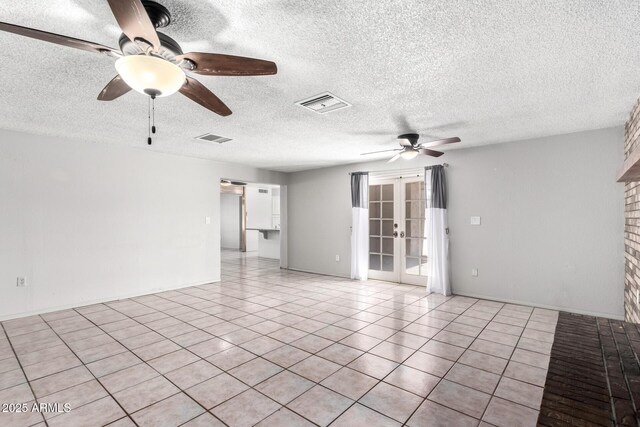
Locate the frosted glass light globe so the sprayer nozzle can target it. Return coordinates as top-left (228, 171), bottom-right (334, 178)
top-left (115, 55), bottom-right (185, 97)
top-left (400, 149), bottom-right (419, 160)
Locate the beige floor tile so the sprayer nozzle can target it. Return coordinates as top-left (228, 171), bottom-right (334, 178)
top-left (147, 349), bottom-right (200, 374)
top-left (469, 338), bottom-right (514, 359)
top-left (0, 368), bottom-right (27, 391)
top-left (132, 340), bottom-right (181, 361)
top-left (404, 351), bottom-right (454, 377)
top-left (228, 357), bottom-right (282, 386)
top-left (255, 371), bottom-right (314, 404)
top-left (288, 385), bottom-right (353, 427)
top-left (384, 365), bottom-right (440, 397)
top-left (510, 348), bottom-right (551, 369)
top-left (386, 331), bottom-right (429, 349)
top-left (402, 323), bottom-right (441, 339)
top-left (445, 363), bottom-right (501, 394)
top-left (485, 321), bottom-right (524, 336)
top-left (113, 376), bottom-right (179, 413)
top-left (360, 381), bottom-right (423, 423)
top-left (458, 349), bottom-right (508, 375)
top-left (290, 355), bottom-right (341, 382)
top-left (181, 413), bottom-right (226, 427)
top-left (494, 376), bottom-right (544, 410)
top-left (131, 393), bottom-right (204, 427)
top-left (164, 360), bottom-right (222, 389)
top-left (186, 373), bottom-right (248, 409)
top-left (99, 363), bottom-right (159, 394)
top-left (516, 337), bottom-right (553, 355)
top-left (43, 380), bottom-right (108, 420)
top-left (321, 367), bottom-right (378, 400)
top-left (48, 396), bottom-right (125, 427)
top-left (187, 338), bottom-right (233, 359)
top-left (369, 341), bottom-right (414, 362)
top-left (428, 380), bottom-right (491, 419)
top-left (255, 407), bottom-right (315, 427)
top-left (206, 346), bottom-right (256, 371)
top-left (86, 351), bottom-right (141, 377)
top-left (432, 330), bottom-right (475, 348)
top-left (263, 344), bottom-right (311, 368)
top-left (316, 343), bottom-right (363, 365)
top-left (239, 336), bottom-right (283, 355)
top-left (503, 361), bottom-right (547, 387)
top-left (331, 403), bottom-right (401, 427)
top-left (339, 332), bottom-right (383, 351)
top-left (420, 339), bottom-right (466, 361)
top-left (291, 334), bottom-right (334, 353)
top-left (212, 389), bottom-right (281, 426)
top-left (30, 366), bottom-right (93, 398)
top-left (482, 396), bottom-right (539, 427)
top-left (348, 353), bottom-right (399, 379)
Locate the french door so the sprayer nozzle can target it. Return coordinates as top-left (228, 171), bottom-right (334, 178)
top-left (368, 177), bottom-right (428, 285)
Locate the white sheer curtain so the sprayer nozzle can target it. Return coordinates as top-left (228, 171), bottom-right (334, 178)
top-left (425, 166), bottom-right (451, 295)
top-left (350, 172), bottom-right (369, 280)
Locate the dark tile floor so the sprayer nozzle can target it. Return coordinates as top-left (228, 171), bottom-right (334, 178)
top-left (538, 312), bottom-right (640, 426)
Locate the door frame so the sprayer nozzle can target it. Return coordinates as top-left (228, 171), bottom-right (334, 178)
top-left (368, 175), bottom-right (426, 286)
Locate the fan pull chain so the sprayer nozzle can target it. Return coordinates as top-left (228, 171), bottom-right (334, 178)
top-left (147, 96), bottom-right (152, 145)
top-left (152, 97), bottom-right (156, 135)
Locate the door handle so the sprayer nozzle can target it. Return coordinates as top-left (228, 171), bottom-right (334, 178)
top-left (400, 231), bottom-right (405, 238)
top-left (393, 231), bottom-right (398, 237)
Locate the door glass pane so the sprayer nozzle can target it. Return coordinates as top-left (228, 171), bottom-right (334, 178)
top-left (381, 184), bottom-right (393, 201)
top-left (406, 238), bottom-right (420, 257)
top-left (381, 220), bottom-right (394, 236)
top-left (370, 237), bottom-right (380, 253)
top-left (369, 254), bottom-right (381, 270)
top-left (406, 201), bottom-right (425, 219)
top-left (382, 256), bottom-right (394, 271)
top-left (419, 257), bottom-right (428, 276)
top-left (381, 202), bottom-right (394, 218)
top-left (369, 220), bottom-right (380, 236)
top-left (369, 202), bottom-right (380, 218)
top-left (381, 238), bottom-right (394, 255)
top-left (405, 220), bottom-right (422, 238)
top-left (406, 257), bottom-right (420, 274)
top-left (405, 181), bottom-right (423, 200)
top-left (370, 185), bottom-right (381, 201)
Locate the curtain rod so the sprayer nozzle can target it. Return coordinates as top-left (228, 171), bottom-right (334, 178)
top-left (348, 163), bottom-right (448, 175)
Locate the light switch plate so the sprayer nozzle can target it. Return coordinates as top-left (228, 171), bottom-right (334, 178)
top-left (205, 216), bottom-right (211, 225)
top-left (470, 216), bottom-right (481, 225)
top-left (335, 255), bottom-right (340, 262)
top-left (471, 268), bottom-right (478, 277)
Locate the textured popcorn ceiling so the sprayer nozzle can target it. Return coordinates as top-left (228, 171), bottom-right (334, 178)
top-left (0, 0), bottom-right (638, 172)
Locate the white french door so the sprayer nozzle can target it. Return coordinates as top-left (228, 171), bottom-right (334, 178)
top-left (368, 177), bottom-right (428, 285)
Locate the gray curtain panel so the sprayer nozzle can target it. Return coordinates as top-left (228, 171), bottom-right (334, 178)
top-left (425, 165), bottom-right (446, 209)
top-left (350, 172), bottom-right (369, 208)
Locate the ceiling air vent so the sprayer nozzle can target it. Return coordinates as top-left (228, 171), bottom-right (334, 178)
top-left (258, 189), bottom-right (269, 194)
top-left (295, 92), bottom-right (351, 114)
top-left (194, 133), bottom-right (232, 144)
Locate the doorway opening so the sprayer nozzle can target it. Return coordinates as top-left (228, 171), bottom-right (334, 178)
top-left (220, 179), bottom-right (282, 265)
top-left (368, 176), bottom-right (428, 285)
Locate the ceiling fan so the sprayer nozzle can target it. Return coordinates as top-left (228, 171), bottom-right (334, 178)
top-left (361, 133), bottom-right (461, 162)
top-left (0, 0), bottom-right (277, 117)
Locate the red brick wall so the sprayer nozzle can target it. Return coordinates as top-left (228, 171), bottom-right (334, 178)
top-left (625, 98), bottom-right (640, 322)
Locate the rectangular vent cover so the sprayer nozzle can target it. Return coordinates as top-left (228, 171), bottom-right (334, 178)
top-left (295, 92), bottom-right (351, 114)
top-left (194, 133), bottom-right (232, 144)
top-left (258, 189), bottom-right (269, 194)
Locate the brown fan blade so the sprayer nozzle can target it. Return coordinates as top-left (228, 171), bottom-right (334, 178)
top-left (97, 75), bottom-right (131, 101)
top-left (106, 0), bottom-right (160, 51)
top-left (361, 148), bottom-right (402, 156)
top-left (0, 21), bottom-right (119, 56)
top-left (420, 148), bottom-right (445, 157)
top-left (178, 52), bottom-right (277, 76)
top-left (180, 77), bottom-right (232, 116)
top-left (419, 137), bottom-right (461, 148)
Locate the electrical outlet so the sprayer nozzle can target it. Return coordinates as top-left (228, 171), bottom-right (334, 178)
top-left (335, 255), bottom-right (340, 262)
top-left (16, 277), bottom-right (27, 287)
top-left (471, 268), bottom-right (478, 277)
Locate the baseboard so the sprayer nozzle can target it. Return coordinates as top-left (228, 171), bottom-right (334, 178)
top-left (453, 291), bottom-right (624, 320)
top-left (0, 278), bottom-right (221, 322)
top-left (284, 266), bottom-right (351, 279)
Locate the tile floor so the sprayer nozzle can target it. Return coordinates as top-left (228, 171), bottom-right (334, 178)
top-left (0, 250), bottom-right (557, 426)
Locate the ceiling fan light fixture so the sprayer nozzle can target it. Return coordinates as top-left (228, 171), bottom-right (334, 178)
top-left (400, 149), bottom-right (419, 160)
top-left (115, 55), bottom-right (185, 97)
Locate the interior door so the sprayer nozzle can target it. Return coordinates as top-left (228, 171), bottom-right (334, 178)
top-left (368, 176), bottom-right (427, 285)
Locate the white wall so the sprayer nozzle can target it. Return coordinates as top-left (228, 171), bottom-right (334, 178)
top-left (287, 127), bottom-right (625, 318)
top-left (220, 193), bottom-right (241, 249)
top-left (246, 185), bottom-right (274, 229)
top-left (0, 129), bottom-right (286, 320)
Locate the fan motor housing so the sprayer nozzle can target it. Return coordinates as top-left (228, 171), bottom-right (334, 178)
top-left (398, 133), bottom-right (420, 146)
